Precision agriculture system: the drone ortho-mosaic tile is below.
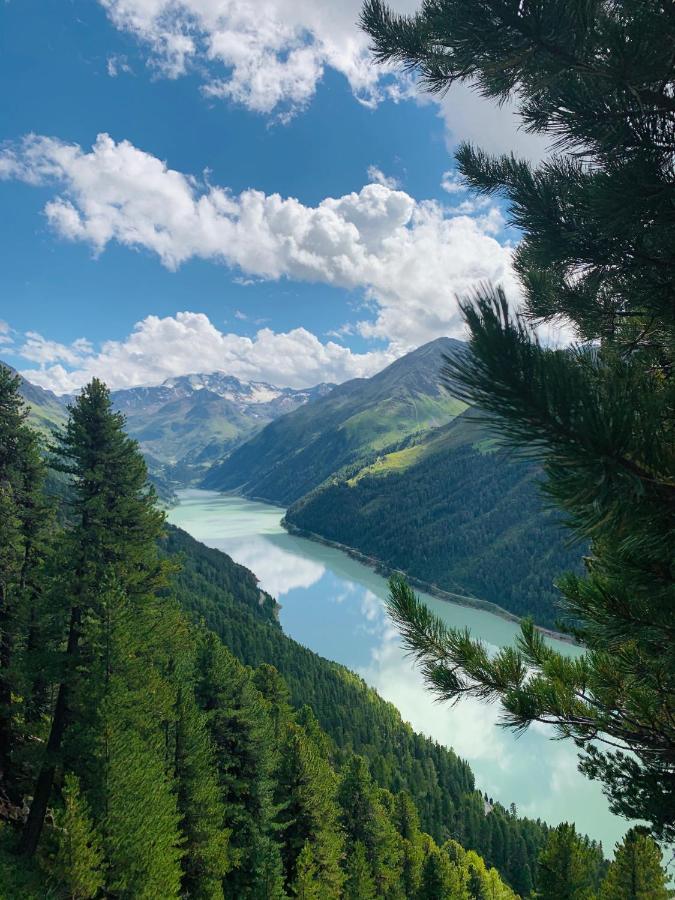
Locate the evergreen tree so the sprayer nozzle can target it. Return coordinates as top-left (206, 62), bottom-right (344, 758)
top-left (343, 841), bottom-right (377, 900)
top-left (248, 833), bottom-right (287, 900)
top-left (362, 0), bottom-right (675, 840)
top-left (276, 722), bottom-right (344, 898)
top-left (419, 845), bottom-right (455, 900)
top-left (194, 632), bottom-right (279, 898)
top-left (20, 379), bottom-right (169, 855)
top-left (393, 791), bottom-right (424, 896)
top-left (52, 773), bottom-right (103, 900)
top-left (253, 663), bottom-right (293, 743)
top-left (174, 681), bottom-right (230, 899)
top-left (337, 755), bottom-right (402, 898)
top-left (537, 823), bottom-right (599, 900)
top-left (94, 585), bottom-right (184, 899)
top-left (599, 827), bottom-right (671, 900)
top-left (291, 841), bottom-right (321, 900)
top-left (0, 366), bottom-right (51, 798)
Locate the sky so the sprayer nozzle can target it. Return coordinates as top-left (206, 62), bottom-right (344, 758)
top-left (0, 0), bottom-right (549, 393)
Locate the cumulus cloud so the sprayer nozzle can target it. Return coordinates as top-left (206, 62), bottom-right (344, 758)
top-left (97, 0), bottom-right (548, 156)
top-left (1, 133), bottom-right (518, 352)
top-left (98, 0), bottom-right (416, 117)
top-left (17, 312), bottom-right (396, 394)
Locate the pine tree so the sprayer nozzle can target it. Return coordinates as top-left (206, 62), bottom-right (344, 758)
top-left (337, 755), bottom-right (402, 898)
top-left (0, 366), bottom-right (51, 798)
top-left (92, 583), bottom-right (184, 899)
top-left (599, 827), bottom-right (671, 900)
top-left (194, 632), bottom-right (280, 897)
top-left (174, 681), bottom-right (230, 899)
top-left (20, 379), bottom-right (170, 855)
top-left (102, 706), bottom-right (183, 899)
top-left (537, 823), bottom-right (599, 900)
top-left (52, 773), bottom-right (103, 900)
top-left (343, 841), bottom-right (377, 900)
top-left (276, 722), bottom-right (344, 898)
top-left (419, 845), bottom-right (455, 900)
top-left (393, 791), bottom-right (424, 896)
top-left (362, 0), bottom-right (675, 840)
top-left (292, 841), bottom-right (322, 900)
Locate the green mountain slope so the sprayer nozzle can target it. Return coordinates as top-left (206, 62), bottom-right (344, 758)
top-left (0, 361), bottom-right (68, 434)
top-left (165, 523), bottom-right (554, 893)
top-left (285, 410), bottom-right (584, 629)
top-left (202, 337), bottom-right (467, 503)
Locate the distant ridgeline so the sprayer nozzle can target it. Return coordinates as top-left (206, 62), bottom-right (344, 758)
top-left (201, 340), bottom-right (584, 629)
top-left (1, 367), bottom-right (608, 899)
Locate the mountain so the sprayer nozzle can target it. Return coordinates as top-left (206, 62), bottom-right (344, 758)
top-left (285, 409), bottom-right (585, 629)
top-left (112, 374), bottom-right (333, 487)
top-left (202, 337), bottom-right (467, 503)
top-left (0, 361), bottom-right (68, 433)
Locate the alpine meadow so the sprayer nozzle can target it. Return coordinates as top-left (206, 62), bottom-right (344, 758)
top-left (0, 1), bottom-right (673, 899)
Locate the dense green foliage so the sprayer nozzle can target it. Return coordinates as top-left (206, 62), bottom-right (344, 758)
top-left (362, 0), bottom-right (675, 843)
top-left (203, 337), bottom-right (466, 503)
top-left (287, 411), bottom-right (583, 628)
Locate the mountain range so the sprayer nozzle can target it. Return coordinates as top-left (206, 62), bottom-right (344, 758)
top-left (200, 339), bottom-right (583, 628)
top-left (112, 373), bottom-right (333, 486)
top-left (4, 362), bottom-right (333, 493)
top-left (203, 337), bottom-right (467, 502)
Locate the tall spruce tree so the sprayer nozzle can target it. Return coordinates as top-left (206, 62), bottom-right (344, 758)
top-left (276, 722), bottom-right (344, 898)
top-left (537, 823), bottom-right (601, 900)
top-left (0, 366), bottom-right (51, 799)
top-left (20, 379), bottom-right (169, 855)
top-left (51, 772), bottom-right (104, 900)
top-left (194, 632), bottom-right (281, 898)
top-left (599, 827), bottom-right (671, 900)
top-left (361, 0), bottom-right (675, 840)
top-left (337, 755), bottom-right (403, 898)
top-left (343, 841), bottom-right (377, 900)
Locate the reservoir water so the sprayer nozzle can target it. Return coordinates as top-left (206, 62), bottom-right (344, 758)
top-left (168, 488), bottom-right (625, 852)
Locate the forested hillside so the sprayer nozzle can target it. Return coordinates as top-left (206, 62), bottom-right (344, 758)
top-left (286, 412), bottom-right (584, 629)
top-left (1, 365), bottom-right (631, 899)
top-left (203, 337), bottom-right (466, 503)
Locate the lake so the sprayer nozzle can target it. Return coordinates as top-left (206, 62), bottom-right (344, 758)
top-left (168, 488), bottom-right (625, 852)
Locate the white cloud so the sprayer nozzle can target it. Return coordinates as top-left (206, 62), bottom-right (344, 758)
top-left (367, 165), bottom-right (400, 190)
top-left (441, 170), bottom-right (465, 194)
top-left (1, 133), bottom-right (518, 352)
top-left (106, 54), bottom-right (133, 77)
top-left (97, 0), bottom-right (548, 156)
top-left (17, 312), bottom-right (396, 394)
top-left (98, 0), bottom-right (416, 117)
top-left (436, 81), bottom-right (550, 162)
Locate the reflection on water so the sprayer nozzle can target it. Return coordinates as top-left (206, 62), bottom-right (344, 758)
top-left (169, 489), bottom-right (626, 850)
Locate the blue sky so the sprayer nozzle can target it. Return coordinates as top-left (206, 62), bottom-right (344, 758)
top-left (0, 0), bottom-right (543, 392)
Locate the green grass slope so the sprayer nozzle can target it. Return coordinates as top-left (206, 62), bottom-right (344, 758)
top-left (202, 337), bottom-right (467, 504)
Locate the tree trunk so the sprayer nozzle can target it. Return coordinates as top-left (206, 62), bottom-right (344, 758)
top-left (18, 605), bottom-right (80, 856)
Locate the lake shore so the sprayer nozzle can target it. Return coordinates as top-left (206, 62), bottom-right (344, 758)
top-left (282, 517), bottom-right (578, 646)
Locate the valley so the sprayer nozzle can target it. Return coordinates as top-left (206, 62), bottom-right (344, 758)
top-left (167, 489), bottom-right (625, 850)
